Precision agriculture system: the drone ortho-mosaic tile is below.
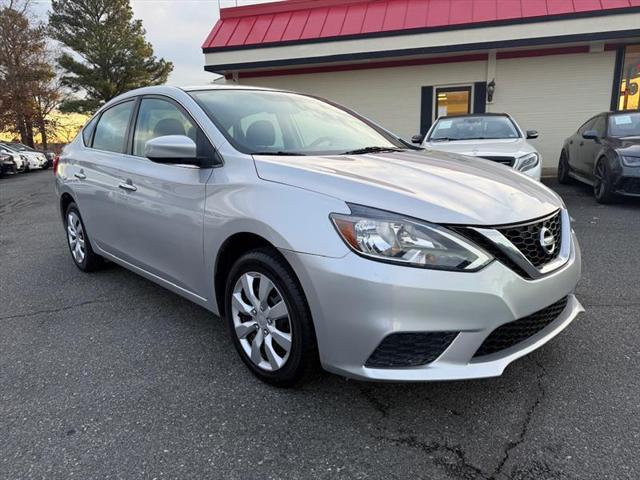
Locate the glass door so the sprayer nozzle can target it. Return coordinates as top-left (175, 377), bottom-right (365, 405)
top-left (435, 86), bottom-right (472, 119)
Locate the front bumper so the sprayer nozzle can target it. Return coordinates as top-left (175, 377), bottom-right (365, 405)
top-left (282, 232), bottom-right (582, 382)
top-left (613, 166), bottom-right (640, 196)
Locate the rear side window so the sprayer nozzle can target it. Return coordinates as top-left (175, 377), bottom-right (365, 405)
top-left (82, 116), bottom-right (99, 146)
top-left (93, 101), bottom-right (135, 153)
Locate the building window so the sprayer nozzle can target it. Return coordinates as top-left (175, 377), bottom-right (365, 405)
top-left (618, 45), bottom-right (640, 111)
top-left (435, 86), bottom-right (472, 119)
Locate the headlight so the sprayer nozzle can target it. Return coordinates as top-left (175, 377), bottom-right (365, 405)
top-left (517, 153), bottom-right (540, 172)
top-left (330, 205), bottom-right (493, 271)
top-left (622, 156), bottom-right (640, 167)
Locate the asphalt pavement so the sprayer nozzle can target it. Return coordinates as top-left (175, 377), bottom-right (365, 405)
top-left (1, 170), bottom-right (639, 480)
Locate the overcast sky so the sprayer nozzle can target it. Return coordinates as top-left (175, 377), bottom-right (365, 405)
top-left (31, 0), bottom-right (270, 85)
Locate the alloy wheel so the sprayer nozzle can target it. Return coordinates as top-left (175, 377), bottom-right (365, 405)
top-left (67, 211), bottom-right (86, 264)
top-left (594, 162), bottom-right (607, 199)
top-left (231, 272), bottom-right (292, 372)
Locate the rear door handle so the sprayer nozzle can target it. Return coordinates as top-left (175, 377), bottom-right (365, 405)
top-left (118, 181), bottom-right (137, 192)
top-left (74, 172), bottom-right (86, 180)
top-left (579, 142), bottom-right (584, 147)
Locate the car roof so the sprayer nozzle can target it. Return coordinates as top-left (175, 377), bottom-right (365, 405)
top-left (437, 113), bottom-right (510, 120)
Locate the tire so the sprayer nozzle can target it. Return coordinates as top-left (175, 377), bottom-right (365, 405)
top-left (64, 202), bottom-right (104, 272)
top-left (224, 248), bottom-right (319, 387)
top-left (593, 159), bottom-right (617, 204)
top-left (557, 151), bottom-right (573, 185)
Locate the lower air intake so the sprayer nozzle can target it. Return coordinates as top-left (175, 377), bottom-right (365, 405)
top-left (365, 332), bottom-right (458, 368)
top-left (473, 296), bottom-right (569, 358)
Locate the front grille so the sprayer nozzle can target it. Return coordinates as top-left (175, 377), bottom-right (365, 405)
top-left (473, 296), bottom-right (569, 358)
top-left (365, 332), bottom-right (458, 368)
top-left (498, 211), bottom-right (562, 268)
top-left (479, 156), bottom-right (516, 167)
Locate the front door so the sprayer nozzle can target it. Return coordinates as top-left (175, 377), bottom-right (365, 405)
top-left (113, 96), bottom-right (214, 298)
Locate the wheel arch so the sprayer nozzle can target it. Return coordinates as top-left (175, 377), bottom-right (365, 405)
top-left (214, 232), bottom-right (294, 317)
top-left (60, 192), bottom-right (75, 220)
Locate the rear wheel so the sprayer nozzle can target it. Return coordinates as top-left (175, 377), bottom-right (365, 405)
top-left (224, 248), bottom-right (318, 387)
top-left (65, 202), bottom-right (104, 272)
top-left (557, 151), bottom-right (572, 184)
top-left (593, 159), bottom-right (617, 204)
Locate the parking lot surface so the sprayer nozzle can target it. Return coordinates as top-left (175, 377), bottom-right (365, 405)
top-left (1, 170), bottom-right (639, 479)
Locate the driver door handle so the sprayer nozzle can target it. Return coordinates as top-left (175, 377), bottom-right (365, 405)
top-left (118, 181), bottom-right (137, 192)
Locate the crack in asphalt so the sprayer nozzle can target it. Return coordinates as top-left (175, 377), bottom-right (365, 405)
top-left (0, 300), bottom-right (108, 321)
top-left (357, 360), bottom-right (549, 480)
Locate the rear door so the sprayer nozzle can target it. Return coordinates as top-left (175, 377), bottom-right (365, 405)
top-left (110, 95), bottom-right (214, 298)
top-left (72, 100), bottom-right (136, 253)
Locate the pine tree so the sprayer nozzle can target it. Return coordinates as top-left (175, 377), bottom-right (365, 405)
top-left (49, 0), bottom-right (173, 113)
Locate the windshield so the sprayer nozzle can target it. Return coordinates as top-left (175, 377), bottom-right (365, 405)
top-left (189, 89), bottom-right (404, 155)
top-left (609, 112), bottom-right (640, 137)
top-left (428, 115), bottom-right (520, 141)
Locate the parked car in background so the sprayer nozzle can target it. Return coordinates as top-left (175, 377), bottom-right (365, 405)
top-left (559, 111), bottom-right (640, 203)
top-left (0, 143), bottom-right (46, 171)
top-left (55, 85), bottom-right (582, 387)
top-left (0, 153), bottom-right (18, 177)
top-left (6, 142), bottom-right (54, 168)
top-left (0, 145), bottom-right (27, 172)
top-left (416, 113), bottom-right (542, 180)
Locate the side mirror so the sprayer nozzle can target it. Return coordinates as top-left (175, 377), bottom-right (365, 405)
top-left (145, 135), bottom-right (198, 165)
top-left (526, 130), bottom-right (539, 139)
top-left (411, 134), bottom-right (425, 144)
top-left (582, 130), bottom-right (599, 141)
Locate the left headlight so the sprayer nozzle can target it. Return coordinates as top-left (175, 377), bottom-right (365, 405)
top-left (517, 153), bottom-right (540, 172)
top-left (330, 205), bottom-right (493, 271)
top-left (622, 156), bottom-right (640, 167)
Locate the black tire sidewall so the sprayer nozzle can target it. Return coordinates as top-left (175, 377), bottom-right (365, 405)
top-left (64, 202), bottom-right (101, 272)
top-left (224, 249), bottom-right (316, 387)
top-left (594, 160), bottom-right (615, 204)
top-left (558, 152), bottom-right (571, 184)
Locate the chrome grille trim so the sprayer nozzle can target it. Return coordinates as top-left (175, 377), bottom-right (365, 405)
top-left (470, 209), bottom-right (571, 279)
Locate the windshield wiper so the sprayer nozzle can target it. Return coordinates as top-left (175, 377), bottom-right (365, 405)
top-left (251, 151), bottom-right (307, 156)
top-left (341, 146), bottom-right (405, 155)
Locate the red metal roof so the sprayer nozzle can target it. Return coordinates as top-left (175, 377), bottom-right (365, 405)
top-left (203, 0), bottom-right (640, 51)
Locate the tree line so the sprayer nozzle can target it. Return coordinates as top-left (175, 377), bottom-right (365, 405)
top-left (0, 0), bottom-right (173, 148)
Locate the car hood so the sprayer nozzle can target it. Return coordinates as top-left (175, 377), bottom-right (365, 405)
top-left (423, 138), bottom-right (531, 158)
top-left (254, 150), bottom-right (561, 226)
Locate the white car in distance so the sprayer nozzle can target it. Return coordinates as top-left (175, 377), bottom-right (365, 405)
top-left (0, 143), bottom-right (46, 171)
top-left (417, 113), bottom-right (542, 181)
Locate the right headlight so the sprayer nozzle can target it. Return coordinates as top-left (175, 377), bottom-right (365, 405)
top-left (330, 205), bottom-right (493, 271)
top-left (517, 153), bottom-right (540, 172)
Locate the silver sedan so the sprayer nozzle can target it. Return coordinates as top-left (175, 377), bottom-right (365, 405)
top-left (55, 85), bottom-right (582, 386)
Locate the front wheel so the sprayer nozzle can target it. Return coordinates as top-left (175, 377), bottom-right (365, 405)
top-left (224, 248), bottom-right (318, 387)
top-left (593, 159), bottom-right (617, 204)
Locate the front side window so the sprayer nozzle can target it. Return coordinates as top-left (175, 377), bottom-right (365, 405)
top-left (592, 116), bottom-right (607, 137)
top-left (428, 115), bottom-right (520, 141)
top-left (133, 98), bottom-right (198, 157)
top-left (93, 101), bottom-right (134, 153)
top-left (189, 90), bottom-right (403, 155)
top-left (578, 117), bottom-right (597, 135)
top-left (609, 112), bottom-right (640, 137)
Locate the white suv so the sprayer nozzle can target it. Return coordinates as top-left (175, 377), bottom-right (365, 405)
top-left (419, 113), bottom-right (542, 180)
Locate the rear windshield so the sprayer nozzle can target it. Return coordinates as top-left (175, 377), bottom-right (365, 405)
top-left (189, 89), bottom-right (404, 155)
top-left (429, 115), bottom-right (520, 141)
top-left (608, 112), bottom-right (640, 138)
